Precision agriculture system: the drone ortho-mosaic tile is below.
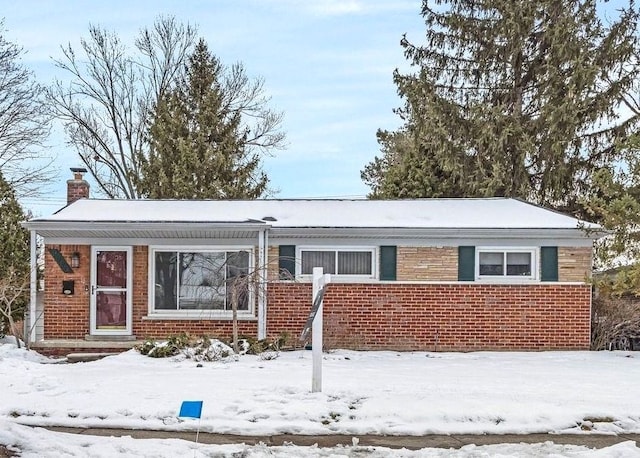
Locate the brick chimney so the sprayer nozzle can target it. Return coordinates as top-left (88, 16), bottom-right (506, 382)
top-left (67, 167), bottom-right (90, 204)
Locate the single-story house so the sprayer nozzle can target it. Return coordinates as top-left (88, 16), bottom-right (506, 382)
top-left (23, 169), bottom-right (600, 355)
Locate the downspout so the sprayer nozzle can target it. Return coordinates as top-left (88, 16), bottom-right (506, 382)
top-left (257, 228), bottom-right (268, 340)
top-left (28, 230), bottom-right (37, 345)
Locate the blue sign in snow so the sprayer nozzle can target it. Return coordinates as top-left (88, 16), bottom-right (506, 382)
top-left (179, 400), bottom-right (203, 419)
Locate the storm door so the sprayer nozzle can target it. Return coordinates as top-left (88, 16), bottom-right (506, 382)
top-left (90, 247), bottom-right (132, 336)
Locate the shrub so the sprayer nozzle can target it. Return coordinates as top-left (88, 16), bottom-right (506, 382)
top-left (238, 332), bottom-right (291, 359)
top-left (136, 333), bottom-right (236, 362)
top-left (591, 293), bottom-right (640, 350)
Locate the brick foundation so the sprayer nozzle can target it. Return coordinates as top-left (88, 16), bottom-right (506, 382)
top-left (267, 283), bottom-right (591, 351)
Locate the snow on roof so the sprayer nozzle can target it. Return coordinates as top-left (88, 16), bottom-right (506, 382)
top-left (30, 198), bottom-right (597, 230)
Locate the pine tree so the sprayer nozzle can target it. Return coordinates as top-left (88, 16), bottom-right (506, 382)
top-left (0, 170), bottom-right (30, 337)
top-left (137, 39), bottom-right (268, 199)
top-left (363, 0), bottom-right (639, 216)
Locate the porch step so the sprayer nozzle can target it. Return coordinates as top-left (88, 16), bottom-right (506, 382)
top-left (31, 339), bottom-right (143, 357)
top-left (84, 335), bottom-right (137, 342)
top-left (66, 352), bottom-right (119, 363)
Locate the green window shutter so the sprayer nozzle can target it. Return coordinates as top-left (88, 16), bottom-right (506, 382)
top-left (458, 246), bottom-right (475, 281)
top-left (541, 246), bottom-right (558, 282)
top-left (380, 246), bottom-right (397, 281)
top-left (278, 245), bottom-right (296, 279)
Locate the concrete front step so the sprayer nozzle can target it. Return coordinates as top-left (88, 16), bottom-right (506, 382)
top-left (66, 353), bottom-right (120, 363)
top-left (31, 339), bottom-right (144, 357)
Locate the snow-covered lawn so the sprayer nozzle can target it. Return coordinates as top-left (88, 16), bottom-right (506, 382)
top-left (1, 338), bottom-right (640, 457)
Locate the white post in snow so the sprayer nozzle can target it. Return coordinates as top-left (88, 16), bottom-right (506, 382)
top-left (257, 228), bottom-right (267, 340)
top-left (28, 230), bottom-right (37, 345)
top-left (312, 267), bottom-right (330, 393)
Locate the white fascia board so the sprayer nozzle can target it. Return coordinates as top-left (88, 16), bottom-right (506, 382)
top-left (270, 227), bottom-right (603, 241)
top-left (22, 221), bottom-right (270, 231)
top-left (42, 236), bottom-right (263, 246)
top-left (271, 237), bottom-right (595, 248)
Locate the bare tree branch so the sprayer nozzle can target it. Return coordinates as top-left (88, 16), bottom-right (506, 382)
top-left (48, 16), bottom-right (285, 199)
top-left (0, 22), bottom-right (54, 198)
top-left (0, 266), bottom-right (30, 349)
top-left (47, 16), bottom-right (197, 198)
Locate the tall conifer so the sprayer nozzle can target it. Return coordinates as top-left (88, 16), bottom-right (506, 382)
top-left (363, 0), bottom-right (639, 216)
top-left (0, 170), bottom-right (29, 333)
top-left (138, 39), bottom-right (268, 199)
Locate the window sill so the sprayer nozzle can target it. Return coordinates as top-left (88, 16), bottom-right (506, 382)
top-left (474, 277), bottom-right (539, 283)
top-left (143, 313), bottom-right (257, 321)
top-left (295, 276), bottom-right (377, 283)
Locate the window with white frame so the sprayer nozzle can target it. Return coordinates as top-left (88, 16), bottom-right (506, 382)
top-left (477, 248), bottom-right (537, 280)
top-left (152, 249), bottom-right (251, 312)
top-left (299, 248), bottom-right (375, 277)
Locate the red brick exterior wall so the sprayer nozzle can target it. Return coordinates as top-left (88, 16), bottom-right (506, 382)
top-left (44, 245), bottom-right (92, 338)
top-left (42, 245), bottom-right (259, 342)
top-left (42, 244), bottom-right (591, 351)
top-left (267, 283), bottom-right (591, 351)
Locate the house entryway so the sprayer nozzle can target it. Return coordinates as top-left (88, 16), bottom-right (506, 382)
top-left (90, 247), bottom-right (132, 336)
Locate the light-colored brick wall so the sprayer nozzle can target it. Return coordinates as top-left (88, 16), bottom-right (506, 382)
top-left (397, 246), bottom-right (457, 281)
top-left (267, 245), bottom-right (280, 281)
top-left (558, 247), bottom-right (592, 282)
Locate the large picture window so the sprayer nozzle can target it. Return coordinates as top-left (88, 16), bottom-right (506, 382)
top-left (152, 249), bottom-right (251, 313)
top-left (477, 248), bottom-right (536, 280)
top-left (300, 248), bottom-right (374, 277)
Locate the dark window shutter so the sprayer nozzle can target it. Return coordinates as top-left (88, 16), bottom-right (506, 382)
top-left (458, 246), bottom-right (475, 281)
top-left (380, 246), bottom-right (397, 281)
top-left (541, 246), bottom-right (558, 281)
top-left (278, 245), bottom-right (296, 279)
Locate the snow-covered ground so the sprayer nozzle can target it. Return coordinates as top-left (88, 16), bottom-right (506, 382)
top-left (1, 421), bottom-right (638, 458)
top-left (1, 337), bottom-right (640, 457)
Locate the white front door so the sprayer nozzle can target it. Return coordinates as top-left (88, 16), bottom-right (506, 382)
top-left (90, 247), bottom-right (132, 336)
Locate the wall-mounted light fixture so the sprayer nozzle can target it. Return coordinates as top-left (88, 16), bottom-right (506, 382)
top-left (62, 280), bottom-right (75, 295)
top-left (71, 252), bottom-right (80, 269)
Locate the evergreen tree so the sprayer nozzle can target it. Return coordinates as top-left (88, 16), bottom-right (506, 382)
top-left (0, 170), bottom-right (30, 335)
top-left (363, 0), bottom-right (639, 217)
top-left (51, 18), bottom-right (283, 199)
top-left (137, 39), bottom-right (268, 199)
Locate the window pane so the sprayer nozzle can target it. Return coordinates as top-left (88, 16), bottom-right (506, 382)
top-left (338, 251), bottom-right (372, 275)
top-left (479, 252), bottom-right (504, 275)
top-left (506, 252), bottom-right (532, 276)
top-left (96, 291), bottom-right (126, 329)
top-left (179, 252), bottom-right (225, 310)
top-left (301, 251), bottom-right (335, 275)
top-left (154, 252), bottom-right (177, 310)
top-left (226, 251), bottom-right (250, 311)
top-left (96, 251), bottom-right (127, 287)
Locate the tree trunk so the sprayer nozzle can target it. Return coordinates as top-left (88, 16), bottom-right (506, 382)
top-left (8, 315), bottom-right (20, 349)
top-left (232, 286), bottom-right (238, 354)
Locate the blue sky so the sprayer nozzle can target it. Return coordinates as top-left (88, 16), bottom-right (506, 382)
top-left (3, 0), bottom-right (425, 216)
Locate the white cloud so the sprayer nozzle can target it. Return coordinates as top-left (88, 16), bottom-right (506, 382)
top-left (278, 0), bottom-right (419, 17)
top-left (308, 0), bottom-right (363, 16)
